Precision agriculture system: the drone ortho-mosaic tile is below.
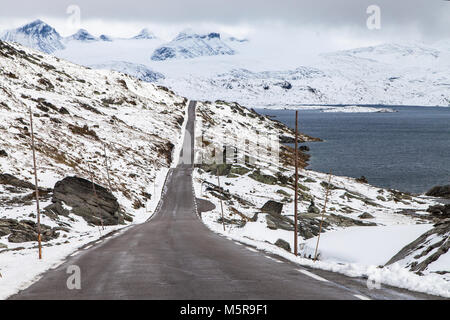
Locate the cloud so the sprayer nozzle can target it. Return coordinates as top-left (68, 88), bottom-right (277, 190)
top-left (1, 0), bottom-right (449, 41)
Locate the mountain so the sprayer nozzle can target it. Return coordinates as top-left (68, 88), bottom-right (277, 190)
top-left (99, 34), bottom-right (113, 42)
top-left (159, 42), bottom-right (450, 107)
top-left (65, 29), bottom-right (98, 42)
top-left (132, 28), bottom-right (156, 40)
top-left (90, 61), bottom-right (165, 82)
top-left (151, 31), bottom-right (235, 61)
top-left (0, 19), bottom-right (65, 54)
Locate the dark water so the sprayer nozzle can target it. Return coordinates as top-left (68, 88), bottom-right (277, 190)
top-left (257, 106), bottom-right (450, 194)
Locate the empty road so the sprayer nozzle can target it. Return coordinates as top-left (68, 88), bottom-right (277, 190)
top-left (10, 101), bottom-right (438, 300)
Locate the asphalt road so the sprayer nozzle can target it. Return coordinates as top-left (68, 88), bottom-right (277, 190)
top-left (10, 101), bottom-right (439, 300)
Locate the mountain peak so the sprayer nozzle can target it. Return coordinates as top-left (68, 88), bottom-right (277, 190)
top-left (67, 29), bottom-right (98, 42)
top-left (151, 31), bottom-right (234, 61)
top-left (133, 28), bottom-right (156, 40)
top-left (0, 19), bottom-right (64, 53)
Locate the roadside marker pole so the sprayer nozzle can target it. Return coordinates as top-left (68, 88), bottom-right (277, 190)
top-left (103, 143), bottom-right (118, 225)
top-left (88, 162), bottom-right (105, 231)
top-left (314, 172), bottom-right (332, 262)
top-left (294, 110), bottom-right (299, 256)
top-left (217, 168), bottom-right (226, 231)
top-left (29, 107), bottom-right (42, 260)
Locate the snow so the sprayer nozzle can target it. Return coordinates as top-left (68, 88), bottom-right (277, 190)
top-left (0, 40), bottom-right (188, 299)
top-left (301, 224), bottom-right (433, 265)
top-left (151, 31), bottom-right (235, 61)
top-left (192, 100), bottom-right (449, 298)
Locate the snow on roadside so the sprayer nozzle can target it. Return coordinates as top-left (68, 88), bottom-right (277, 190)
top-left (0, 40), bottom-right (189, 299)
top-left (192, 100), bottom-right (449, 298)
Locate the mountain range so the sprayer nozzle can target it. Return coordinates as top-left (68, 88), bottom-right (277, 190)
top-left (151, 31), bottom-right (235, 61)
top-left (0, 19), bottom-right (448, 106)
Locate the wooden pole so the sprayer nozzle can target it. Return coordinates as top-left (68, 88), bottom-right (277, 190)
top-left (103, 144), bottom-right (118, 225)
top-left (29, 107), bottom-right (42, 260)
top-left (217, 168), bottom-right (225, 231)
top-left (294, 110), bottom-right (299, 256)
top-left (88, 162), bottom-right (104, 231)
top-left (314, 172), bottom-right (332, 262)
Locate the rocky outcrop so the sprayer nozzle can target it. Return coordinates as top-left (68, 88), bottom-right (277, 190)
top-left (261, 200), bottom-right (283, 216)
top-left (0, 219), bottom-right (62, 243)
top-left (426, 185), bottom-right (450, 199)
top-left (385, 219), bottom-right (449, 274)
top-left (0, 173), bottom-right (35, 190)
top-left (426, 204), bottom-right (450, 220)
top-left (274, 239), bottom-right (291, 252)
top-left (47, 176), bottom-right (124, 226)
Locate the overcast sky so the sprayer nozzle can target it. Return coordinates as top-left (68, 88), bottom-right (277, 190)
top-left (0, 0), bottom-right (449, 46)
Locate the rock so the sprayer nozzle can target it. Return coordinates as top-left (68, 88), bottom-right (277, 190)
top-left (0, 173), bottom-right (35, 190)
top-left (44, 201), bottom-right (70, 218)
top-left (359, 212), bottom-right (375, 219)
top-left (308, 200), bottom-right (320, 214)
top-left (299, 146), bottom-right (310, 152)
top-left (274, 239), bottom-right (291, 252)
top-left (261, 200), bottom-right (283, 215)
top-left (0, 219), bottom-right (59, 243)
top-left (0, 243), bottom-right (7, 249)
top-left (266, 214), bottom-right (294, 231)
top-left (58, 107), bottom-right (70, 115)
top-left (426, 204), bottom-right (450, 219)
top-left (425, 185), bottom-right (450, 199)
top-left (0, 149), bottom-right (7, 157)
top-left (356, 176), bottom-right (368, 184)
top-left (385, 219), bottom-right (449, 273)
top-left (51, 176), bottom-right (123, 225)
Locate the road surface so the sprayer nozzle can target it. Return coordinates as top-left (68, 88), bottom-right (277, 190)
top-left (10, 101), bottom-right (439, 300)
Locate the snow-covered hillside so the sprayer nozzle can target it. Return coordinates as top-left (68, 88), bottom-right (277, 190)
top-left (160, 41), bottom-right (450, 107)
top-left (90, 61), bottom-right (165, 82)
top-left (192, 100), bottom-right (449, 297)
top-left (0, 20), bottom-right (65, 54)
top-left (0, 40), bottom-right (187, 297)
top-left (1, 20), bottom-right (448, 106)
top-left (151, 31), bottom-right (235, 61)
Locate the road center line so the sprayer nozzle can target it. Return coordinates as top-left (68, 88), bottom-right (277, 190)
top-left (297, 269), bottom-right (329, 282)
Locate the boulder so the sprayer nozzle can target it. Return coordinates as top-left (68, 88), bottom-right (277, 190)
top-left (0, 173), bottom-right (35, 190)
top-left (426, 185), bottom-right (450, 199)
top-left (0, 219), bottom-right (60, 243)
top-left (359, 212), bottom-right (375, 219)
top-left (274, 239), bottom-right (291, 252)
top-left (261, 200), bottom-right (283, 215)
top-left (50, 176), bottom-right (122, 225)
top-left (308, 200), bottom-right (320, 214)
top-left (426, 204), bottom-right (450, 219)
top-left (0, 150), bottom-right (7, 157)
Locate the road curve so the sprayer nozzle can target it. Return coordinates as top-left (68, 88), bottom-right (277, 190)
top-left (10, 101), bottom-right (438, 300)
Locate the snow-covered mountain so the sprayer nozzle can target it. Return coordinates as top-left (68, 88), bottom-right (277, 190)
top-left (159, 42), bottom-right (450, 107)
top-left (90, 61), bottom-right (165, 82)
top-left (132, 28), bottom-right (157, 40)
top-left (65, 29), bottom-right (98, 42)
top-left (151, 31), bottom-right (235, 61)
top-left (0, 19), bottom-right (65, 54)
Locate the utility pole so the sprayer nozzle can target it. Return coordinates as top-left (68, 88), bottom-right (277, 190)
top-left (29, 107), bottom-right (42, 260)
top-left (294, 111), bottom-right (299, 256)
top-left (314, 172), bottom-right (332, 262)
top-left (217, 168), bottom-right (225, 231)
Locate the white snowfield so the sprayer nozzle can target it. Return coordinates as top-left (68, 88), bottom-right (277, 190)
top-left (0, 40), bottom-right (187, 299)
top-left (2, 20), bottom-right (448, 107)
top-left (192, 101), bottom-right (449, 298)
